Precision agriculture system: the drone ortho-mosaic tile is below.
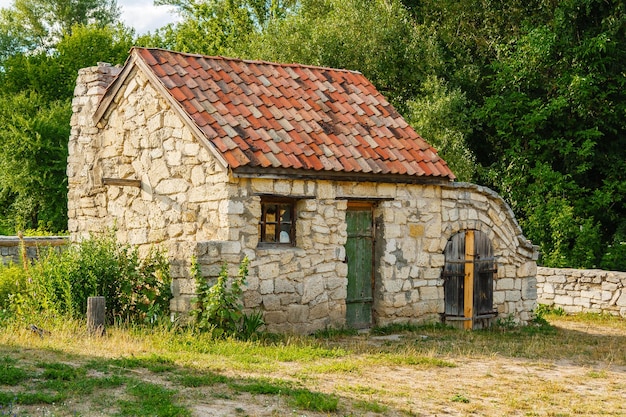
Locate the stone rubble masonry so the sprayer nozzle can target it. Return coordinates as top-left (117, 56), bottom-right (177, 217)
top-left (0, 236), bottom-right (68, 266)
top-left (536, 267), bottom-right (626, 317)
top-left (68, 64), bottom-right (539, 334)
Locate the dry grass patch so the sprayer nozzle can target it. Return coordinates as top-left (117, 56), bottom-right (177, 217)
top-left (0, 313), bottom-right (625, 416)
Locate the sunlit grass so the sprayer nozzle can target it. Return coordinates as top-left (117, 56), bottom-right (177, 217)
top-left (0, 313), bottom-right (624, 416)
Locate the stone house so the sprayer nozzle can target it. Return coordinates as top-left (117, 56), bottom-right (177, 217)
top-left (68, 48), bottom-right (538, 333)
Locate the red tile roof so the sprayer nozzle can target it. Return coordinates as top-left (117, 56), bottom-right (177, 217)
top-left (118, 48), bottom-right (455, 180)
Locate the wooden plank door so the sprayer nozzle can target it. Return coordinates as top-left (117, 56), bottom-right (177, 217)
top-left (443, 232), bottom-right (465, 317)
top-left (345, 204), bottom-right (374, 329)
top-left (443, 230), bottom-right (495, 328)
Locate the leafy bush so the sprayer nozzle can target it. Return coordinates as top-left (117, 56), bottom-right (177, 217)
top-left (9, 232), bottom-right (171, 324)
top-left (191, 256), bottom-right (264, 339)
top-left (0, 263), bottom-right (27, 310)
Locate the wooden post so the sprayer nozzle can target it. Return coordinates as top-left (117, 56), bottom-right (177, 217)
top-left (463, 231), bottom-right (475, 330)
top-left (87, 296), bottom-right (106, 336)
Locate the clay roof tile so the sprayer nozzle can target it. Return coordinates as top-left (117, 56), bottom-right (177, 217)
top-left (132, 48), bottom-right (455, 180)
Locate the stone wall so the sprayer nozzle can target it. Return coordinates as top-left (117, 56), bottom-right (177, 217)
top-left (69, 63), bottom-right (538, 334)
top-left (0, 236), bottom-right (68, 265)
top-left (184, 177), bottom-right (538, 333)
top-left (536, 267), bottom-right (626, 317)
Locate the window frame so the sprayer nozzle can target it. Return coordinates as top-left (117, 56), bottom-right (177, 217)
top-left (258, 197), bottom-right (296, 246)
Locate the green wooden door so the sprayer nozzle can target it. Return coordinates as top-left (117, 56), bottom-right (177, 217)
top-left (345, 205), bottom-right (374, 329)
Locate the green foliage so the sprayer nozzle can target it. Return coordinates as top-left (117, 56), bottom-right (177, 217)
top-left (0, 92), bottom-right (70, 232)
top-left (8, 232), bottom-right (171, 324)
top-left (191, 256), bottom-right (263, 338)
top-left (0, 263), bottom-right (27, 310)
top-left (251, 0), bottom-right (443, 109)
top-left (405, 76), bottom-right (475, 181)
top-left (1, 0), bottom-right (120, 52)
top-left (535, 304), bottom-right (566, 318)
top-left (473, 1), bottom-right (626, 269)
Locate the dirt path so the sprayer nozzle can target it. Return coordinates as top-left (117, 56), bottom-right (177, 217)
top-left (184, 319), bottom-right (626, 417)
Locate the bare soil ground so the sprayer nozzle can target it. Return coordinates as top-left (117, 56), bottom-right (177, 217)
top-left (2, 316), bottom-right (625, 417)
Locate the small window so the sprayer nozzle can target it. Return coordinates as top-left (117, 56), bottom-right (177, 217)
top-left (259, 198), bottom-right (295, 245)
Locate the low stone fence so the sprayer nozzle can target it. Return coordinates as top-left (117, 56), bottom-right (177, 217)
top-left (536, 267), bottom-right (626, 317)
top-left (0, 236), bottom-right (69, 266)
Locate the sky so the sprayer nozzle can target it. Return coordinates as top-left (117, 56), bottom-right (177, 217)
top-left (0, 0), bottom-right (181, 35)
top-left (115, 0), bottom-right (181, 34)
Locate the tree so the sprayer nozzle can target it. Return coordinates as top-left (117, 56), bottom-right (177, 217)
top-left (153, 0), bottom-right (295, 56)
top-left (0, 0), bottom-right (120, 51)
top-left (0, 92), bottom-right (71, 232)
top-left (477, 0), bottom-right (626, 268)
top-left (405, 76), bottom-right (474, 181)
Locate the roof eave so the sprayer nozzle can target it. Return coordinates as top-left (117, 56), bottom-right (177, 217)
top-left (231, 166), bottom-right (454, 185)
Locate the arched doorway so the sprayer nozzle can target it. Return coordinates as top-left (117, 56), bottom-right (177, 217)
top-left (442, 230), bottom-right (497, 329)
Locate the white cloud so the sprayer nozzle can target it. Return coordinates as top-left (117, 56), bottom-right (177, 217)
top-left (119, 0), bottom-right (181, 34)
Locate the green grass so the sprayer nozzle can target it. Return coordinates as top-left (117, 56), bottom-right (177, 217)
top-left (118, 380), bottom-right (191, 417)
top-left (0, 356), bottom-right (28, 385)
top-left (170, 369), bottom-right (229, 387)
top-left (0, 313), bottom-right (623, 416)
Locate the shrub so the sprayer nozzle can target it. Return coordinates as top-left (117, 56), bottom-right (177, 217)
top-left (9, 232), bottom-right (171, 324)
top-left (0, 263), bottom-right (27, 310)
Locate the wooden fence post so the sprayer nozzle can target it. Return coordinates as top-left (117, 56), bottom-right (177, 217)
top-left (87, 296), bottom-right (106, 336)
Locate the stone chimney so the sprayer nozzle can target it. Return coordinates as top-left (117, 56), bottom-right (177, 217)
top-left (67, 63), bottom-right (121, 241)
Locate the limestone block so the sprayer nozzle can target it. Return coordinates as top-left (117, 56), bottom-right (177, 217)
top-left (554, 294), bottom-right (573, 306)
top-left (617, 290), bottom-right (626, 307)
top-left (493, 291), bottom-right (505, 305)
top-left (420, 286), bottom-right (440, 300)
top-left (497, 278), bottom-right (514, 291)
top-left (393, 293), bottom-right (407, 308)
top-left (518, 261), bottom-right (537, 278)
top-left (302, 276), bottom-right (325, 304)
top-left (163, 111), bottom-right (184, 129)
top-left (316, 181), bottom-right (335, 199)
top-left (170, 295), bottom-right (193, 313)
top-left (383, 252), bottom-right (396, 265)
top-left (384, 278), bottom-right (403, 293)
top-left (219, 241), bottom-right (241, 254)
top-left (541, 283), bottom-right (554, 295)
top-left (522, 277), bottom-right (537, 300)
top-left (352, 182), bottom-right (376, 197)
top-left (273, 180), bottom-right (291, 195)
top-left (549, 275), bottom-right (567, 284)
top-left (264, 310), bottom-right (287, 325)
top-left (326, 276), bottom-right (346, 290)
top-left (287, 304), bottom-right (309, 323)
top-left (128, 229), bottom-right (147, 245)
top-left (581, 290), bottom-right (602, 301)
top-left (329, 286), bottom-right (347, 301)
top-left (377, 183), bottom-right (397, 198)
top-left (563, 305), bottom-right (582, 314)
top-left (423, 268), bottom-right (441, 280)
top-left (274, 278), bottom-right (297, 294)
top-left (408, 224), bottom-right (425, 238)
top-left (261, 293), bottom-right (281, 310)
top-left (309, 301), bottom-right (330, 320)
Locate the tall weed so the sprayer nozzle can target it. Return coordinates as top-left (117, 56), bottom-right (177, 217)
top-left (191, 256), bottom-right (264, 339)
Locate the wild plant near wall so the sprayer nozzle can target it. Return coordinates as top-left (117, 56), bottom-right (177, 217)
top-left (5, 233), bottom-right (171, 324)
top-left (191, 256), bottom-right (263, 338)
